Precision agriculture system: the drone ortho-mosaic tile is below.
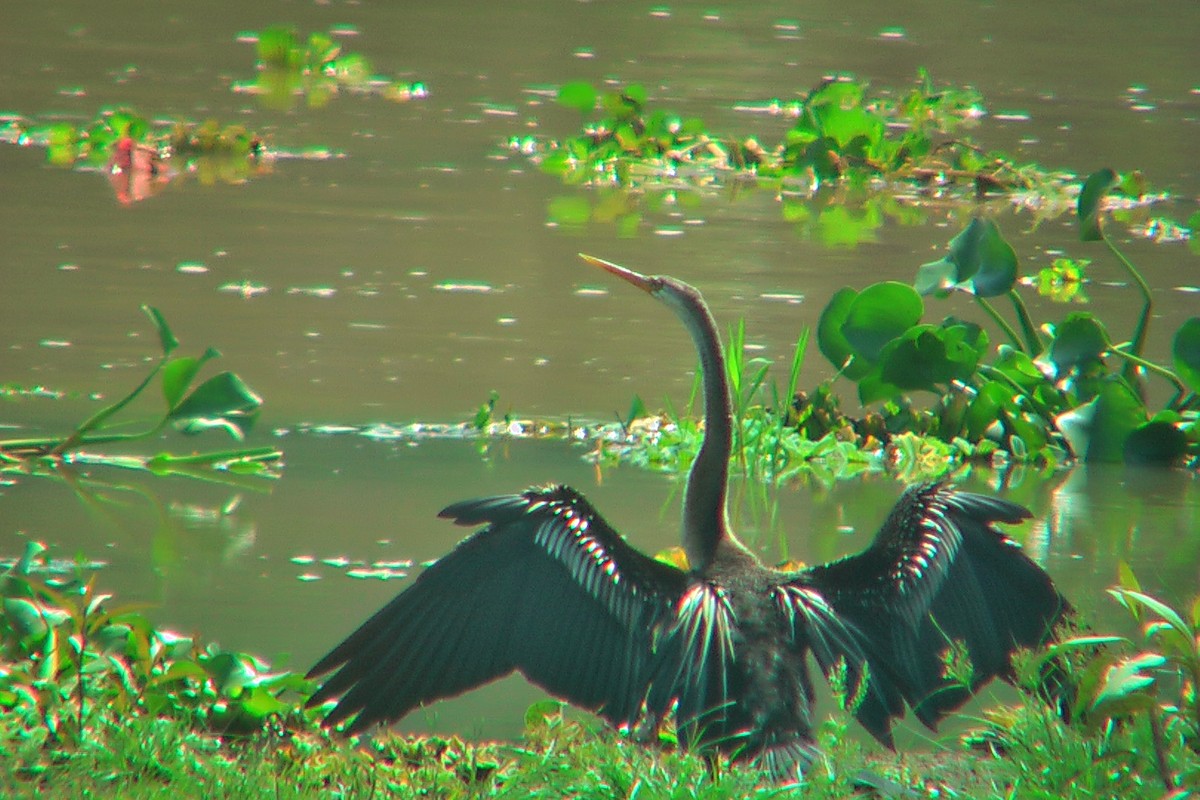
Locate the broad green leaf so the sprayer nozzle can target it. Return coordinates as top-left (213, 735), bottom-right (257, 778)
top-left (1172, 317), bottom-right (1200, 392)
top-left (926, 218), bottom-right (1019, 297)
top-left (1077, 167), bottom-right (1118, 242)
top-left (877, 322), bottom-right (986, 393)
top-left (856, 367), bottom-right (902, 406)
top-left (256, 26), bottom-right (298, 66)
top-left (1057, 380), bottom-right (1146, 463)
top-left (965, 381), bottom-right (1012, 441)
top-left (142, 305), bottom-right (179, 356)
top-left (914, 257), bottom-right (957, 297)
top-left (557, 81), bottom-right (597, 113)
top-left (1123, 420), bottom-right (1186, 466)
top-left (239, 685), bottom-right (289, 718)
top-left (1090, 652), bottom-right (1163, 717)
top-left (841, 281), bottom-right (923, 361)
top-left (816, 287), bottom-right (861, 375)
top-left (818, 105), bottom-right (883, 149)
top-left (161, 348), bottom-right (220, 411)
top-left (168, 372), bottom-right (263, 439)
top-left (992, 346), bottom-right (1046, 389)
top-left (1048, 312), bottom-right (1108, 374)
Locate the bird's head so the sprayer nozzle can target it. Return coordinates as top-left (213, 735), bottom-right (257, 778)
top-left (579, 254), bottom-right (705, 318)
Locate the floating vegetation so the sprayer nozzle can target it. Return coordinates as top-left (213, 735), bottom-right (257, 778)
top-left (1, 108), bottom-right (282, 204)
top-left (234, 26), bottom-right (429, 110)
top-left (812, 172), bottom-right (1199, 467)
top-left (513, 71), bottom-right (1180, 241)
top-left (0, 306), bottom-right (281, 484)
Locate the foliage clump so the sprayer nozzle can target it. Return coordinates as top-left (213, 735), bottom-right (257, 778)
top-left (236, 26), bottom-right (428, 109)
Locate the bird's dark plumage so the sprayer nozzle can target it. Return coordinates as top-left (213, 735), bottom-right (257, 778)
top-left (307, 256), bottom-right (1068, 781)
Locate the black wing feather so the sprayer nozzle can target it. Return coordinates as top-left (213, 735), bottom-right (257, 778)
top-left (307, 484), bottom-right (688, 733)
top-left (799, 483), bottom-right (1067, 742)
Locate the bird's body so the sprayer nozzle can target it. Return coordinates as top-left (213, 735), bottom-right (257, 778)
top-left (308, 256), bottom-right (1068, 781)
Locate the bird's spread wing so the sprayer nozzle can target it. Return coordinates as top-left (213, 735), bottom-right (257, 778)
top-left (306, 484), bottom-right (688, 733)
top-left (796, 483), bottom-right (1067, 744)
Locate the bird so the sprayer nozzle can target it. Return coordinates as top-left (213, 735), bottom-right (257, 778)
top-left (307, 254), bottom-right (1069, 782)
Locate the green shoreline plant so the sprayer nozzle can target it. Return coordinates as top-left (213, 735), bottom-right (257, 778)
top-left (2, 538), bottom-right (1196, 798)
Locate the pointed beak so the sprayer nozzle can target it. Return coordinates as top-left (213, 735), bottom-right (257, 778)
top-left (579, 253), bottom-right (654, 294)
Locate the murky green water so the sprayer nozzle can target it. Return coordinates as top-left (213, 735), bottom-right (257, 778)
top-left (2, 0), bottom-right (1198, 742)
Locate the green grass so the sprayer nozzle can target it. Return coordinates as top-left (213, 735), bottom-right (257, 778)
top-left (2, 695), bottom-right (1195, 799)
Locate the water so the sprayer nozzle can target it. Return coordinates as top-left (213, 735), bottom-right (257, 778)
top-left (2, 0), bottom-right (1198, 742)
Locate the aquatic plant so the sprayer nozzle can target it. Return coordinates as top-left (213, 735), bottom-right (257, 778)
top-left (235, 26), bottom-right (428, 109)
top-left (814, 169), bottom-right (1199, 466)
top-left (0, 306), bottom-right (280, 481)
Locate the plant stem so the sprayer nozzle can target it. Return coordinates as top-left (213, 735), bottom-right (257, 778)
top-left (1007, 289), bottom-right (1043, 355)
top-left (51, 359), bottom-right (166, 456)
top-left (1105, 345), bottom-right (1187, 397)
top-left (1103, 234), bottom-right (1152, 379)
top-left (1147, 704), bottom-right (1176, 791)
top-left (974, 296), bottom-right (1024, 352)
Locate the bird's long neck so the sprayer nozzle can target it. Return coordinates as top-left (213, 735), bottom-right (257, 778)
top-left (674, 295), bottom-right (734, 572)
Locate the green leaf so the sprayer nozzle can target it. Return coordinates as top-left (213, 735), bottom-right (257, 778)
top-left (992, 346), bottom-right (1046, 390)
top-left (239, 685), bottom-right (289, 718)
top-left (1116, 589), bottom-right (1193, 640)
top-left (204, 651), bottom-right (257, 695)
top-left (950, 218), bottom-right (1018, 297)
top-left (841, 282), bottom-right (923, 362)
top-left (1077, 168), bottom-right (1118, 242)
top-left (627, 394), bottom-right (648, 423)
top-left (1123, 420), bottom-right (1186, 466)
top-left (1090, 652), bottom-right (1163, 717)
top-left (557, 81), bottom-right (597, 113)
top-left (3, 598), bottom-right (51, 640)
top-left (878, 322), bottom-right (986, 393)
top-left (168, 372), bottom-right (263, 439)
top-left (622, 83), bottom-right (648, 108)
top-left (914, 258), bottom-right (957, 297)
top-left (1172, 317), bottom-right (1200, 392)
top-left (142, 305), bottom-right (179, 356)
top-left (818, 105), bottom-right (883, 150)
top-left (817, 287), bottom-right (861, 374)
top-left (918, 218), bottom-right (1018, 298)
top-left (1056, 380), bottom-right (1146, 463)
top-left (1048, 312), bottom-right (1108, 374)
top-left (161, 348), bottom-right (220, 411)
top-left (1116, 560), bottom-right (1141, 592)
